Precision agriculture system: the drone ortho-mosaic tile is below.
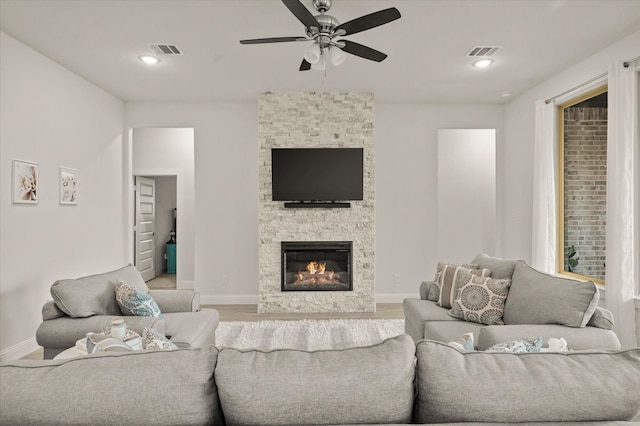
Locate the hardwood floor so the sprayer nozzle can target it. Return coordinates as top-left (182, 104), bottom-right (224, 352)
top-left (207, 303), bottom-right (404, 322)
top-left (147, 273), bottom-right (177, 289)
top-left (21, 303), bottom-right (404, 360)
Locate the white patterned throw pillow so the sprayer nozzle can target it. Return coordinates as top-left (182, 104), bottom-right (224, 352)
top-left (114, 279), bottom-right (162, 318)
top-left (485, 337), bottom-right (543, 353)
top-left (142, 327), bottom-right (178, 350)
top-left (448, 272), bottom-right (511, 325)
top-left (437, 265), bottom-right (491, 309)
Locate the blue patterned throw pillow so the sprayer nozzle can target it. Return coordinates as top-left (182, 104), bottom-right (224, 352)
top-left (485, 337), bottom-right (543, 353)
top-left (115, 279), bottom-right (162, 318)
top-left (448, 332), bottom-right (475, 351)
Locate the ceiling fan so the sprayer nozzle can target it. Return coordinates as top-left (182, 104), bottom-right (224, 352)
top-left (239, 0), bottom-right (401, 71)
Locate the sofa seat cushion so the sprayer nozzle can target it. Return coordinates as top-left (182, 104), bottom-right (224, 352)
top-left (50, 265), bottom-right (147, 318)
top-left (504, 262), bottom-right (599, 328)
top-left (423, 320), bottom-right (485, 346)
top-left (404, 298), bottom-right (456, 329)
top-left (415, 340), bottom-right (640, 423)
top-left (215, 334), bottom-right (416, 425)
top-left (163, 309), bottom-right (219, 349)
top-left (0, 346), bottom-right (224, 426)
top-left (477, 323), bottom-right (621, 351)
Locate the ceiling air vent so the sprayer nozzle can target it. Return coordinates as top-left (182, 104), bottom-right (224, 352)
top-left (148, 44), bottom-right (183, 55)
top-left (465, 46), bottom-right (500, 57)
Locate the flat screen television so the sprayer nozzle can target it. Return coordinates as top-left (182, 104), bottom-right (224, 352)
top-left (271, 148), bottom-right (364, 202)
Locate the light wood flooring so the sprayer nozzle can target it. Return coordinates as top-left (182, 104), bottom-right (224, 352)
top-left (21, 303), bottom-right (404, 360)
top-left (211, 303), bottom-right (403, 321)
top-left (147, 273), bottom-right (177, 289)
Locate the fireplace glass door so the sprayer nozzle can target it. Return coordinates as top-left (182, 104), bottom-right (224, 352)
top-left (281, 241), bottom-right (352, 291)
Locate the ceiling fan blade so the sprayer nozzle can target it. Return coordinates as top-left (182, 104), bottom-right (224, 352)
top-left (340, 40), bottom-right (388, 62)
top-left (299, 59), bottom-right (312, 71)
top-left (281, 0), bottom-right (320, 29)
top-left (240, 37), bottom-right (308, 45)
top-left (334, 7), bottom-right (401, 36)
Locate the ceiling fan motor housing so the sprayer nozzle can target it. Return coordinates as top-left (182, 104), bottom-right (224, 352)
top-left (312, 0), bottom-right (332, 13)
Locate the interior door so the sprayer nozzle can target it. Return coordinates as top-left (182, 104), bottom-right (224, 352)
top-left (135, 176), bottom-right (156, 281)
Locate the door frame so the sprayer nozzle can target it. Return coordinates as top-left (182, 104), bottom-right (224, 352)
top-left (132, 168), bottom-right (184, 289)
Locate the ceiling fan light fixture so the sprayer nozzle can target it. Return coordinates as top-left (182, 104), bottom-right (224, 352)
top-left (329, 46), bottom-right (346, 66)
top-left (311, 49), bottom-right (326, 71)
top-left (304, 43), bottom-right (321, 64)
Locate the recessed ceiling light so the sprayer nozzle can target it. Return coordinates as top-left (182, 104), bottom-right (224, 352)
top-left (139, 55), bottom-right (160, 65)
top-left (473, 59), bottom-right (493, 68)
top-left (501, 91), bottom-right (512, 98)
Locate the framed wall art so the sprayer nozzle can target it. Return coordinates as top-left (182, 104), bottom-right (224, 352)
top-left (59, 167), bottom-right (78, 205)
top-left (12, 159), bottom-right (39, 204)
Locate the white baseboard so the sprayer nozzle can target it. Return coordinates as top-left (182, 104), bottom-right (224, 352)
top-left (375, 293), bottom-right (416, 303)
top-left (180, 280), bottom-right (195, 290)
top-left (0, 338), bottom-right (40, 363)
top-left (200, 294), bottom-right (260, 305)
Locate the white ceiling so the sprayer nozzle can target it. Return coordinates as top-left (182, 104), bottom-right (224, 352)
top-left (1, 0), bottom-right (639, 104)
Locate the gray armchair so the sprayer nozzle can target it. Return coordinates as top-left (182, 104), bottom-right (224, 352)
top-left (36, 265), bottom-right (219, 359)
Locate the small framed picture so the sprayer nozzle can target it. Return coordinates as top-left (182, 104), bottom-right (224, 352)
top-left (12, 159), bottom-right (39, 204)
top-left (59, 167), bottom-right (78, 205)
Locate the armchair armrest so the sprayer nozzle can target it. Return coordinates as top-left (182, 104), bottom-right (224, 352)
top-left (148, 290), bottom-right (200, 313)
top-left (42, 300), bottom-right (67, 320)
top-left (36, 315), bottom-right (166, 357)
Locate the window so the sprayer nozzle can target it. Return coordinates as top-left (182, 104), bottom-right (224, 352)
top-left (557, 86), bottom-right (607, 284)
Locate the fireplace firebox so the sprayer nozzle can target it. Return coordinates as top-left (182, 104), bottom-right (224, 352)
top-left (281, 241), bottom-right (352, 292)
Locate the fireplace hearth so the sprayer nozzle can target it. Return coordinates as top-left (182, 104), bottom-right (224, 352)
top-left (281, 241), bottom-right (352, 292)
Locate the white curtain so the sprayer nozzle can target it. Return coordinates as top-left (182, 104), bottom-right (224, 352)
top-left (605, 61), bottom-right (638, 349)
top-left (531, 100), bottom-right (557, 273)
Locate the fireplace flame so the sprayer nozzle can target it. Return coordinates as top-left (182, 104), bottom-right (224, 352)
top-left (306, 261), bottom-right (326, 274)
top-left (293, 261), bottom-right (338, 285)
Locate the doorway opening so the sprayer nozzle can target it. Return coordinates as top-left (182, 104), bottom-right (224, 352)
top-left (134, 175), bottom-right (178, 289)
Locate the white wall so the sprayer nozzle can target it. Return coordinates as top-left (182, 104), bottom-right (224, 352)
top-left (502, 29), bottom-right (640, 344)
top-left (375, 104), bottom-right (504, 298)
top-left (125, 103), bottom-right (259, 301)
top-left (126, 102), bottom-right (504, 302)
top-left (132, 128), bottom-right (194, 287)
top-left (0, 32), bottom-right (126, 360)
top-left (437, 129), bottom-right (496, 261)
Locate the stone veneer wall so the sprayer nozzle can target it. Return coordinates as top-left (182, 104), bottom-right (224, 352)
top-left (563, 106), bottom-right (607, 280)
top-left (258, 92), bottom-right (375, 313)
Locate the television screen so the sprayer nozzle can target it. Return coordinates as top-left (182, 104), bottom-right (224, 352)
top-left (271, 148), bottom-right (364, 201)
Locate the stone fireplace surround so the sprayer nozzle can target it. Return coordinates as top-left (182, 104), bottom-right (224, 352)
top-left (258, 92), bottom-right (375, 313)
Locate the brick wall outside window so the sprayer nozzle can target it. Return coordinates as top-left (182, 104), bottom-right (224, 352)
top-left (563, 106), bottom-right (607, 280)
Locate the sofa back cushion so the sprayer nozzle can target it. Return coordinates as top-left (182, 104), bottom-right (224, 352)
top-left (503, 261), bottom-right (599, 327)
top-left (215, 334), bottom-right (416, 425)
top-left (471, 253), bottom-right (519, 279)
top-left (0, 346), bottom-right (223, 426)
top-left (414, 340), bottom-right (640, 423)
top-left (51, 265), bottom-right (148, 318)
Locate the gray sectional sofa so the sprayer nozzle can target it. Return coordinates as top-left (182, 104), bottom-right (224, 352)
top-left (35, 265), bottom-right (219, 359)
top-left (2, 335), bottom-right (639, 425)
top-left (404, 254), bottom-right (621, 351)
